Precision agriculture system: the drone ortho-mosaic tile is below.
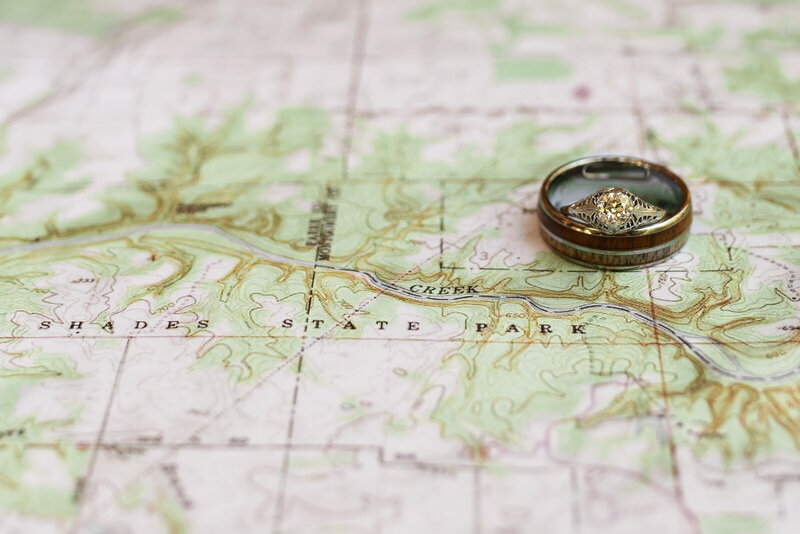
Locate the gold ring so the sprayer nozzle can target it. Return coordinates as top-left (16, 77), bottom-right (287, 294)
top-left (537, 156), bottom-right (692, 269)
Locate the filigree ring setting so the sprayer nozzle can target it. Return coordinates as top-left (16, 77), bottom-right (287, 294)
top-left (560, 187), bottom-right (667, 235)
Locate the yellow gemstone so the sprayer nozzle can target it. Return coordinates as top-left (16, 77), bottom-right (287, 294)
top-left (595, 190), bottom-right (633, 226)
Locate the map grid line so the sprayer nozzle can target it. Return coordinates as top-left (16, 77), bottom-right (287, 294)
top-left (71, 337), bottom-right (132, 533)
top-left (341, 0), bottom-right (372, 181)
top-left (634, 48), bottom-right (697, 532)
top-left (273, 0), bottom-right (371, 524)
top-left (646, 269), bottom-right (699, 534)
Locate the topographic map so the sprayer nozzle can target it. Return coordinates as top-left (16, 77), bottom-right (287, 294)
top-left (1, 0), bottom-right (800, 533)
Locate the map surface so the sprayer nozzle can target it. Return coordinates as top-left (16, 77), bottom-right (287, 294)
top-left (1, 1), bottom-right (800, 533)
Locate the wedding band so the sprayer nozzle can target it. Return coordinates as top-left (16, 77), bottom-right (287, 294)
top-left (537, 156), bottom-right (692, 269)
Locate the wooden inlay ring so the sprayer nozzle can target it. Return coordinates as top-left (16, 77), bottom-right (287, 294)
top-left (537, 155), bottom-right (692, 269)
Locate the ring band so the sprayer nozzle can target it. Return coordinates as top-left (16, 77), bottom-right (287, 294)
top-left (537, 156), bottom-right (692, 269)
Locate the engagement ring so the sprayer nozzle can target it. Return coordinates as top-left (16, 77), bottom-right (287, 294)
top-left (560, 187), bottom-right (667, 235)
